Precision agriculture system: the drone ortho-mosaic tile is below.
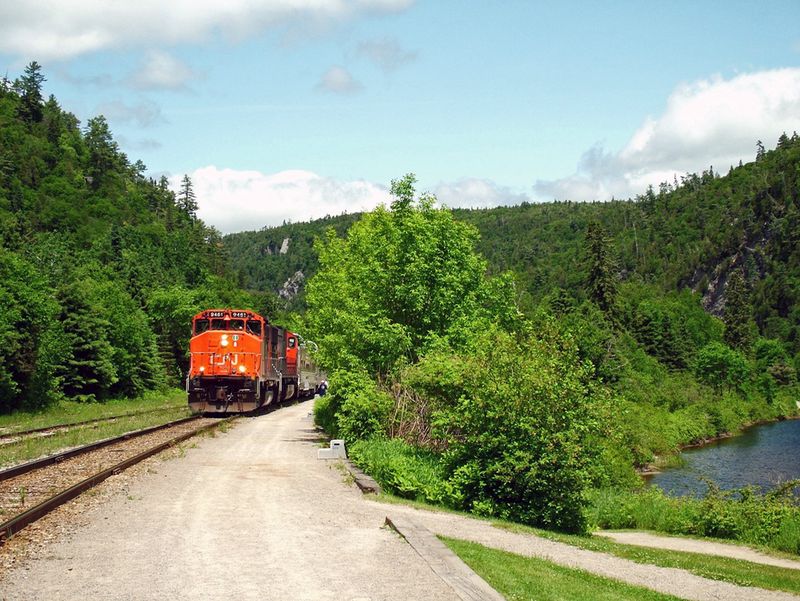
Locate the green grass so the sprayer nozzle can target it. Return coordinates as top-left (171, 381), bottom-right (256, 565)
top-left (495, 522), bottom-right (800, 595)
top-left (0, 389), bottom-right (188, 434)
top-left (0, 389), bottom-right (191, 467)
top-left (441, 537), bottom-right (684, 601)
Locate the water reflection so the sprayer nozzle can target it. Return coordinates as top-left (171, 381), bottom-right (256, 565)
top-left (649, 418), bottom-right (800, 497)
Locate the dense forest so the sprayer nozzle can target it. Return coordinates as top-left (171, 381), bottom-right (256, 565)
top-left (0, 63), bottom-right (261, 412)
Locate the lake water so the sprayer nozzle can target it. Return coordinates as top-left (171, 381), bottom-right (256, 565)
top-left (648, 418), bottom-right (800, 496)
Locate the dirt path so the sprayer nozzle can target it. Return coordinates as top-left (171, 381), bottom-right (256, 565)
top-left (2, 400), bottom-right (799, 601)
top-left (0, 402), bottom-right (459, 601)
top-left (596, 531), bottom-right (800, 571)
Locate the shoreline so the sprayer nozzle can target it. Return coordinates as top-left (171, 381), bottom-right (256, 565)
top-left (637, 412), bottom-right (800, 478)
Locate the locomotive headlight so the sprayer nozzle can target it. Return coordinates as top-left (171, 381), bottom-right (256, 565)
top-left (238, 364), bottom-right (247, 373)
top-left (220, 335), bottom-right (229, 347)
top-left (199, 366), bottom-right (205, 373)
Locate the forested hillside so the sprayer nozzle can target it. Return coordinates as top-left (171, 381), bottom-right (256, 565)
top-left (224, 213), bottom-right (361, 311)
top-left (228, 135), bottom-right (800, 360)
top-left (0, 63), bottom-right (257, 412)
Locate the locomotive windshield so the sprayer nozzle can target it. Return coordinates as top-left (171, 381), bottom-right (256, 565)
top-left (194, 316), bottom-right (263, 335)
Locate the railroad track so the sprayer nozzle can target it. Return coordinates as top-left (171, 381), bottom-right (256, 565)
top-left (0, 414), bottom-right (234, 542)
top-left (0, 405), bottom-right (187, 446)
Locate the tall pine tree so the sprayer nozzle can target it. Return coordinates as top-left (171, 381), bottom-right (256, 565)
top-left (178, 174), bottom-right (198, 221)
top-left (723, 269), bottom-right (754, 351)
top-left (15, 61), bottom-right (45, 124)
top-left (585, 222), bottom-right (618, 317)
top-left (56, 282), bottom-right (119, 402)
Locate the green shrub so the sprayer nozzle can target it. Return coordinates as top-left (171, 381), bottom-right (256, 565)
top-left (349, 438), bottom-right (454, 504)
top-left (313, 394), bottom-right (338, 438)
top-left (337, 383), bottom-right (392, 443)
top-left (404, 325), bottom-right (612, 533)
top-left (313, 368), bottom-right (392, 443)
top-left (694, 342), bottom-right (749, 391)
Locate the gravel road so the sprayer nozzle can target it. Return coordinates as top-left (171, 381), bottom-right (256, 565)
top-left (0, 402), bottom-right (458, 601)
top-left (2, 399), bottom-right (798, 601)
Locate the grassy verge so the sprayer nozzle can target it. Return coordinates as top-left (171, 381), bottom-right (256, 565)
top-left (0, 389), bottom-right (188, 434)
top-left (0, 389), bottom-right (191, 467)
top-left (441, 537), bottom-right (684, 601)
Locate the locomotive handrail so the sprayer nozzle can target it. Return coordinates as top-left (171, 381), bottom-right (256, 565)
top-left (190, 351), bottom-right (261, 357)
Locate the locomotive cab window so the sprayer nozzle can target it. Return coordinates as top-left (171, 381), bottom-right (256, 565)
top-left (230, 319), bottom-right (245, 331)
top-left (288, 337), bottom-right (296, 348)
top-left (246, 320), bottom-right (262, 336)
top-left (210, 319), bottom-right (227, 330)
top-left (194, 319), bottom-right (209, 335)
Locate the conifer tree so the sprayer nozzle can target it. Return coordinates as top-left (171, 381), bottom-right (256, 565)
top-left (756, 140), bottom-right (766, 161)
top-left (84, 116), bottom-right (120, 189)
top-left (723, 269), bottom-right (753, 351)
top-left (585, 222), bottom-right (618, 317)
top-left (16, 61), bottom-right (45, 123)
top-left (56, 282), bottom-right (119, 402)
top-left (178, 174), bottom-right (198, 220)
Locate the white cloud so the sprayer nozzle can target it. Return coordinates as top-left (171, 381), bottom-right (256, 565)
top-left (0, 1), bottom-right (414, 61)
top-left (357, 37), bottom-right (417, 72)
top-left (174, 167), bottom-right (391, 233)
top-left (127, 50), bottom-right (197, 91)
top-left (94, 99), bottom-right (166, 127)
top-left (433, 178), bottom-right (531, 209)
top-left (316, 66), bottom-right (363, 94)
top-left (534, 68), bottom-right (800, 201)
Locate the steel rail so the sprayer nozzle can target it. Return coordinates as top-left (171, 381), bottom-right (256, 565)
top-left (0, 415), bottom-right (201, 482)
top-left (0, 405), bottom-right (187, 443)
top-left (0, 416), bottom-right (235, 542)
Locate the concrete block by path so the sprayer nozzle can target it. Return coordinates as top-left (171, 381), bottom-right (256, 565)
top-left (317, 439), bottom-right (346, 459)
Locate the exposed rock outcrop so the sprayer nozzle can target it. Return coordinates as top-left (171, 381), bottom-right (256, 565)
top-left (279, 270), bottom-right (305, 300)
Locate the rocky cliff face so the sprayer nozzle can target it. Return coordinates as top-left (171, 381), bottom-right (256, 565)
top-left (688, 231), bottom-right (769, 316)
top-left (279, 270), bottom-right (305, 300)
top-left (259, 237), bottom-right (291, 256)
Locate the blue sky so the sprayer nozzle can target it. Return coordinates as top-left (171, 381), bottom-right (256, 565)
top-left (2, 1), bottom-right (799, 233)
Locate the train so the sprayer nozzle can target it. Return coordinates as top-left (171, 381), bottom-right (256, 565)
top-left (186, 308), bottom-right (325, 414)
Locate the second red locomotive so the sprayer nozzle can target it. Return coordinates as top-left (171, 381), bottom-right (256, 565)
top-left (186, 309), bottom-right (323, 414)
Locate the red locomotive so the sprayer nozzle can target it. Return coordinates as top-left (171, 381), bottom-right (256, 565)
top-left (187, 309), bottom-right (323, 414)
